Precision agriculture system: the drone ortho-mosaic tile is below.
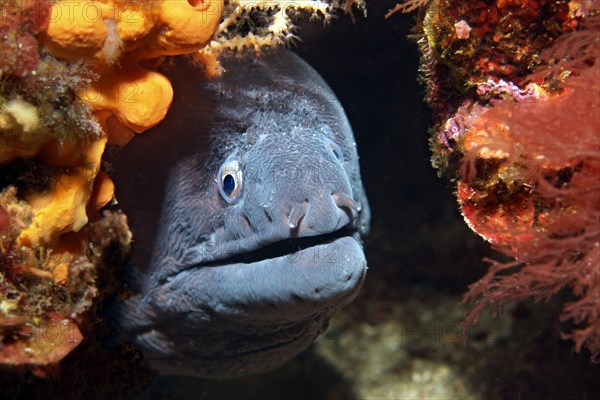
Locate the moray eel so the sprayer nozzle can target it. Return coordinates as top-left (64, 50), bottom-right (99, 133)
top-left (111, 50), bottom-right (370, 378)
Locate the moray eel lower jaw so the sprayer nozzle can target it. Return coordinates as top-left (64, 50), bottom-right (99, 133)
top-left (136, 227), bottom-right (366, 378)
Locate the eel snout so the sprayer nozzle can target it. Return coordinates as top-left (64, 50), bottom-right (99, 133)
top-left (287, 190), bottom-right (361, 231)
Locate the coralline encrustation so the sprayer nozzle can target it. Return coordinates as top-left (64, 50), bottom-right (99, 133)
top-left (390, 0), bottom-right (600, 361)
top-left (1, 0), bottom-right (222, 373)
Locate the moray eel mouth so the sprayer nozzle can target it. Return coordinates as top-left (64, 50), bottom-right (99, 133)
top-left (166, 220), bottom-right (367, 324)
top-left (201, 226), bottom-right (361, 269)
top-left (151, 223), bottom-right (367, 377)
top-left (160, 226), bottom-right (366, 376)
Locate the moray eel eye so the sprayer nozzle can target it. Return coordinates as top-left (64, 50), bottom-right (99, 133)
top-left (326, 138), bottom-right (344, 163)
top-left (218, 157), bottom-right (243, 203)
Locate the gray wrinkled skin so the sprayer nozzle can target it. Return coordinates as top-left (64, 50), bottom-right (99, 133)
top-left (111, 51), bottom-right (370, 378)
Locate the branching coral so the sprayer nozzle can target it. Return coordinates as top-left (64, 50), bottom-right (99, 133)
top-left (200, 1), bottom-right (333, 53)
top-left (386, 0), bottom-right (431, 18)
top-left (195, 0), bottom-right (364, 75)
top-left (392, 0), bottom-right (600, 361)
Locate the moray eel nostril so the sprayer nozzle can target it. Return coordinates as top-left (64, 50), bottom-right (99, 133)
top-left (110, 50), bottom-right (371, 378)
top-left (287, 204), bottom-right (306, 229)
top-left (332, 191), bottom-right (362, 214)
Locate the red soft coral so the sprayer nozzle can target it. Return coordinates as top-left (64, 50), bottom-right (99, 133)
top-left (461, 14), bottom-right (600, 361)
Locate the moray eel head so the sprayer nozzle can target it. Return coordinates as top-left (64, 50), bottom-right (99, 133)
top-left (113, 51), bottom-right (370, 378)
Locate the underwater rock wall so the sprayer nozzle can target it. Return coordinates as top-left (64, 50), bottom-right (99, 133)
top-left (389, 0), bottom-right (600, 361)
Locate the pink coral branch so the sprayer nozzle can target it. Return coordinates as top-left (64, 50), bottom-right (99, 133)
top-left (385, 0), bottom-right (431, 18)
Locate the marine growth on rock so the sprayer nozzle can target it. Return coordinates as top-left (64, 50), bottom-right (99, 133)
top-left (390, 0), bottom-right (600, 361)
